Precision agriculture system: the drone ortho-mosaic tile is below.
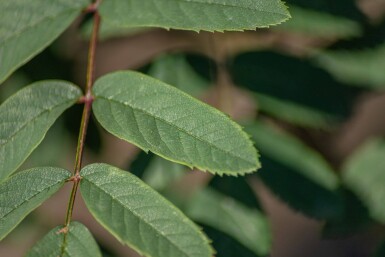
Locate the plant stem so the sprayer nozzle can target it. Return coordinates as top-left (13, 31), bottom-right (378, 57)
top-left (63, 2), bottom-right (101, 230)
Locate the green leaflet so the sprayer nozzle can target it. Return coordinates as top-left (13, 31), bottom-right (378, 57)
top-left (245, 121), bottom-right (339, 190)
top-left (0, 80), bottom-right (82, 181)
top-left (185, 188), bottom-right (271, 256)
top-left (0, 0), bottom-right (90, 84)
top-left (99, 0), bottom-right (290, 32)
top-left (92, 71), bottom-right (259, 176)
top-left (276, 5), bottom-right (361, 38)
top-left (253, 93), bottom-right (334, 128)
top-left (80, 163), bottom-right (213, 257)
top-left (0, 167), bottom-right (70, 240)
top-left (315, 45), bottom-right (385, 89)
top-left (26, 221), bottom-right (102, 257)
top-left (343, 140), bottom-right (385, 224)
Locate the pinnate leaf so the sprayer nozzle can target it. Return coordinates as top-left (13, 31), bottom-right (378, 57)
top-left (0, 80), bottom-right (82, 181)
top-left (99, 0), bottom-right (290, 32)
top-left (0, 167), bottom-right (70, 240)
top-left (80, 163), bottom-right (213, 257)
top-left (0, 0), bottom-right (89, 84)
top-left (26, 221), bottom-right (101, 257)
top-left (92, 71), bottom-right (259, 176)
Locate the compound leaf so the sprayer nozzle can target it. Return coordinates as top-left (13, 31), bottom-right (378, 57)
top-left (92, 71), bottom-right (259, 176)
top-left (26, 221), bottom-right (101, 257)
top-left (0, 167), bottom-right (70, 240)
top-left (80, 163), bottom-right (213, 257)
top-left (99, 0), bottom-right (290, 32)
top-left (0, 0), bottom-right (90, 84)
top-left (0, 80), bottom-right (82, 181)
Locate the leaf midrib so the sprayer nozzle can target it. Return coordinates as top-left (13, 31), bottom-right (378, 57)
top-left (82, 176), bottom-right (194, 257)
top-left (97, 96), bottom-right (256, 169)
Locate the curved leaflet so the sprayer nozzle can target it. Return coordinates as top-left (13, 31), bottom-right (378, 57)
top-left (92, 71), bottom-right (260, 176)
top-left (80, 163), bottom-right (213, 257)
top-left (0, 167), bottom-right (70, 240)
top-left (0, 80), bottom-right (82, 181)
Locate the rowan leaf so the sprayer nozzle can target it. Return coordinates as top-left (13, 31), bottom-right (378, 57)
top-left (26, 222), bottom-right (102, 257)
top-left (80, 163), bottom-right (213, 257)
top-left (0, 81), bottom-right (82, 181)
top-left (0, 167), bottom-right (70, 240)
top-left (0, 0), bottom-right (90, 84)
top-left (92, 71), bottom-right (259, 176)
top-left (99, 0), bottom-right (290, 32)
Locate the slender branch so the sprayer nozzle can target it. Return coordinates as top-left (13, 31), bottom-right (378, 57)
top-left (62, 1), bottom-right (101, 238)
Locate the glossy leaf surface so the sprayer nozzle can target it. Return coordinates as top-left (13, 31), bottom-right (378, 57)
top-left (26, 222), bottom-right (101, 257)
top-left (0, 167), bottom-right (70, 240)
top-left (0, 81), bottom-right (82, 181)
top-left (92, 71), bottom-right (259, 176)
top-left (99, 0), bottom-right (290, 32)
top-left (80, 163), bottom-right (213, 257)
top-left (0, 0), bottom-right (89, 84)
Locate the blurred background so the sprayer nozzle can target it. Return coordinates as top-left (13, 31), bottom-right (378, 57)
top-left (1, 0), bottom-right (385, 256)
